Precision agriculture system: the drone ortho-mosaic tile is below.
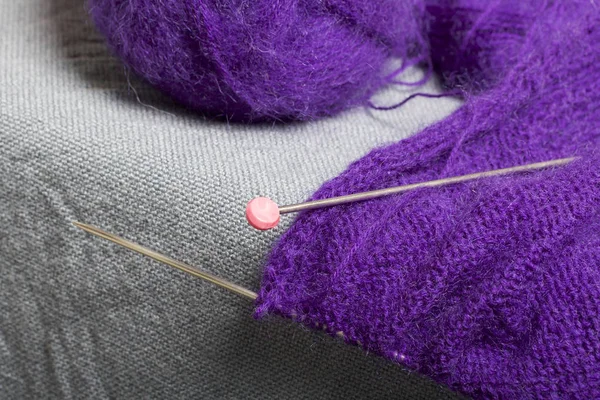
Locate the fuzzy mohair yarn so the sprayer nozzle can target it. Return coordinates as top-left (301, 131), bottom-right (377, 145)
top-left (89, 0), bottom-right (426, 121)
top-left (257, 1), bottom-right (600, 399)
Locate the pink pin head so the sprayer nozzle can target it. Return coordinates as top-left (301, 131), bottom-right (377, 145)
top-left (246, 197), bottom-right (280, 230)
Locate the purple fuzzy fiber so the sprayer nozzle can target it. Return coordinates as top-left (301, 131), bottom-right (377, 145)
top-left (88, 0), bottom-right (426, 121)
top-left (257, 1), bottom-right (600, 398)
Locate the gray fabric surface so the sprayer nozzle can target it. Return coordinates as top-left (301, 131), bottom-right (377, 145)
top-left (0, 1), bottom-right (464, 398)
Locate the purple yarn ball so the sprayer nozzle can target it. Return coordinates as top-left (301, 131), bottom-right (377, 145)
top-left (88, 0), bottom-right (426, 121)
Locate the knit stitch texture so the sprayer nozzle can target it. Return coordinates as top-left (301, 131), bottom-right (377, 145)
top-left (257, 1), bottom-right (600, 398)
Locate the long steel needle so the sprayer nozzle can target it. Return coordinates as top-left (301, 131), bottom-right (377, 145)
top-left (73, 222), bottom-right (257, 300)
top-left (246, 156), bottom-right (578, 230)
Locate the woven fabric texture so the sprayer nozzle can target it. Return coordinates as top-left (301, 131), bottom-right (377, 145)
top-left (0, 1), bottom-right (462, 398)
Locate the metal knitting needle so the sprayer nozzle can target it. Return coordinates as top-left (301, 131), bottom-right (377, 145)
top-left (73, 157), bottom-right (576, 295)
top-left (73, 222), bottom-right (258, 300)
top-left (246, 156), bottom-right (578, 230)
top-left (73, 154), bottom-right (574, 339)
top-left (73, 223), bottom-right (348, 337)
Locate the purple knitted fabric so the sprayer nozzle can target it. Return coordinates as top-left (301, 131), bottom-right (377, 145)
top-left (257, 1), bottom-right (600, 398)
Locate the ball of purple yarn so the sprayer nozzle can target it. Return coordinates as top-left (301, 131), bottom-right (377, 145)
top-left (89, 0), bottom-right (426, 121)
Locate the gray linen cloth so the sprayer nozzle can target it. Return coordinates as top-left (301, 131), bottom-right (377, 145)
top-left (0, 1), bottom-right (463, 398)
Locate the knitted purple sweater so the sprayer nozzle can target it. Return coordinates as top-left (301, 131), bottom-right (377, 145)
top-left (257, 1), bottom-right (600, 398)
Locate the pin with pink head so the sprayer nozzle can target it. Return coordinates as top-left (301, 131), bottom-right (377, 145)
top-left (244, 158), bottom-right (578, 230)
top-left (246, 197), bottom-right (280, 230)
